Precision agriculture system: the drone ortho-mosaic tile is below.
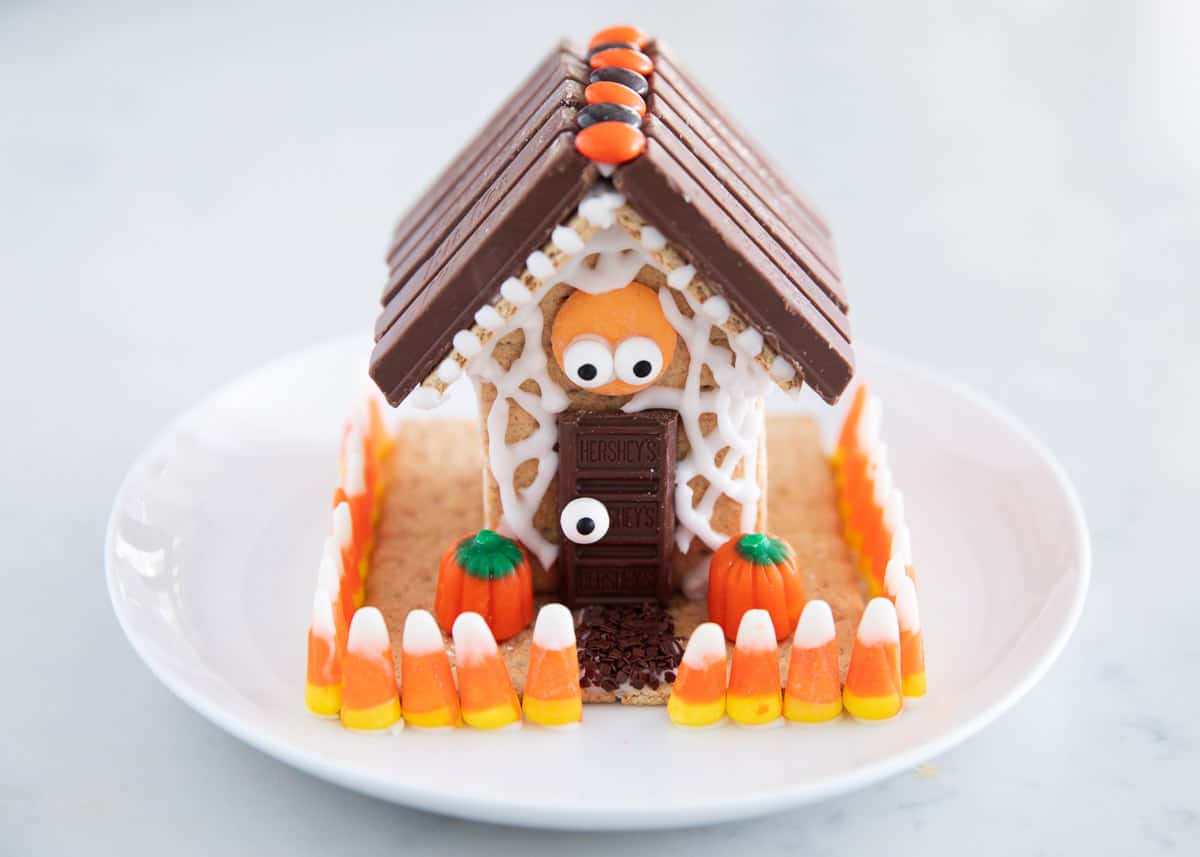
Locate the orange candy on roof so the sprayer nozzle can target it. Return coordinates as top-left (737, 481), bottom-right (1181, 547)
top-left (589, 46), bottom-right (654, 77)
top-left (588, 24), bottom-right (649, 50)
top-left (575, 121), bottom-right (646, 165)
top-left (585, 81), bottom-right (646, 116)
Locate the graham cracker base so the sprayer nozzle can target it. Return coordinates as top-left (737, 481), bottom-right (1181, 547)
top-left (365, 414), bottom-right (865, 706)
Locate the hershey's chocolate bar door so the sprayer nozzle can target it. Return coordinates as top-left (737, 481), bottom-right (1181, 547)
top-left (557, 409), bottom-right (678, 607)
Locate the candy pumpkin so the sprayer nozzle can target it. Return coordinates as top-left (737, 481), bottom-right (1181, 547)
top-left (707, 533), bottom-right (805, 642)
top-left (434, 530), bottom-right (534, 642)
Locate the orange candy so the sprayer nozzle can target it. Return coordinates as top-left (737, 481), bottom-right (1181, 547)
top-left (452, 612), bottom-right (522, 729)
top-left (522, 604), bottom-right (583, 726)
top-left (726, 610), bottom-right (782, 725)
top-left (667, 622), bottom-right (728, 726)
top-left (843, 598), bottom-right (903, 720)
top-left (340, 607), bottom-right (402, 730)
top-left (401, 609), bottom-right (462, 728)
top-left (783, 600), bottom-right (843, 723)
top-left (575, 121), bottom-right (647, 165)
top-left (589, 47), bottom-right (654, 77)
top-left (588, 24), bottom-right (649, 50)
top-left (585, 81), bottom-right (646, 116)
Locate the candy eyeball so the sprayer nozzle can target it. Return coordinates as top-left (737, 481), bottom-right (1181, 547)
top-left (561, 337), bottom-right (615, 389)
top-left (560, 497), bottom-right (610, 545)
top-left (613, 336), bottom-right (665, 386)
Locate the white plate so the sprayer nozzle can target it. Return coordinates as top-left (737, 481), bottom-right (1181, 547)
top-left (106, 335), bottom-right (1089, 830)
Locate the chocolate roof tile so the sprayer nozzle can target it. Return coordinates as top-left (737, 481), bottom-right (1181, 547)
top-left (370, 38), bottom-right (853, 406)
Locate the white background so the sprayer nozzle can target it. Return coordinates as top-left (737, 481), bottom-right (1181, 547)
top-left (3, 1), bottom-right (1198, 854)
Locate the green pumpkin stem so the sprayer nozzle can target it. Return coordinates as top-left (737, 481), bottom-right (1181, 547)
top-left (456, 529), bottom-right (523, 580)
top-left (735, 533), bottom-right (790, 566)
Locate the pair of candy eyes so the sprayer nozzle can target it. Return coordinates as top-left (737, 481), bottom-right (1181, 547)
top-left (561, 336), bottom-right (665, 389)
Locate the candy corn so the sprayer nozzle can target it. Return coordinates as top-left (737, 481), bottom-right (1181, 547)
top-left (358, 395), bottom-right (393, 471)
top-left (522, 604), bottom-right (583, 726)
top-left (316, 536), bottom-right (349, 654)
top-left (783, 600), bottom-right (843, 723)
top-left (340, 607), bottom-right (402, 731)
top-left (667, 622), bottom-right (728, 726)
top-left (843, 598), bottom-right (903, 720)
top-left (893, 576), bottom-right (927, 698)
top-left (834, 385), bottom-right (869, 467)
top-left (452, 612), bottom-right (521, 729)
top-left (333, 499), bottom-right (362, 617)
top-left (305, 587), bottom-right (343, 716)
top-left (401, 609), bottom-right (461, 727)
top-left (726, 610), bottom-right (782, 725)
top-left (863, 488), bottom-right (903, 590)
top-left (341, 426), bottom-right (372, 567)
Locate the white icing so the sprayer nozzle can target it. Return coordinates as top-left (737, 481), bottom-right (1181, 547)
top-left (437, 358), bottom-right (462, 384)
top-left (893, 575), bottom-right (921, 633)
top-left (526, 250), bottom-right (555, 281)
top-left (333, 501), bottom-right (353, 549)
top-left (342, 427), bottom-right (366, 495)
top-left (733, 327), bottom-right (764, 356)
top-left (531, 603), bottom-right (575, 650)
top-left (347, 606), bottom-right (391, 656)
top-left (857, 597), bottom-right (900, 646)
top-left (883, 555), bottom-right (908, 600)
top-left (474, 305), bottom-right (504, 330)
top-left (311, 587), bottom-right (336, 639)
top-left (551, 225), bottom-right (585, 254)
top-left (640, 225), bottom-right (667, 251)
top-left (734, 608), bottom-right (777, 652)
top-left (451, 611), bottom-right (498, 665)
top-left (792, 600), bottom-right (836, 648)
top-left (699, 295), bottom-right (731, 324)
top-left (595, 162), bottom-right (616, 178)
top-left (625, 286), bottom-right (771, 553)
top-left (770, 354), bottom-right (796, 381)
top-left (402, 609), bottom-right (445, 655)
top-left (681, 622), bottom-right (726, 668)
top-left (500, 277), bottom-right (533, 306)
top-left (452, 330), bottom-right (482, 358)
top-left (666, 264), bottom-right (695, 290)
top-left (578, 190), bottom-right (626, 228)
top-left (408, 386), bottom-right (442, 410)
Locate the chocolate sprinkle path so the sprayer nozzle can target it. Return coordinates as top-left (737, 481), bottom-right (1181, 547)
top-left (576, 604), bottom-right (683, 693)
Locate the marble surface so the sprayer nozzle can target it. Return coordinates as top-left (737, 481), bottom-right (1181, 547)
top-left (2, 1), bottom-right (1197, 854)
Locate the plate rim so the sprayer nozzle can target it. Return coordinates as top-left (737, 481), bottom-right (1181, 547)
top-left (104, 335), bottom-right (1091, 830)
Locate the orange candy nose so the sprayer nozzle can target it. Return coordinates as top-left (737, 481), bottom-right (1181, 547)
top-left (589, 47), bottom-right (654, 77)
top-left (585, 81), bottom-right (647, 116)
top-left (575, 121), bottom-right (647, 165)
top-left (588, 25), bottom-right (649, 50)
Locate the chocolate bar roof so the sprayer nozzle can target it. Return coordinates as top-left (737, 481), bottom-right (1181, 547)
top-left (371, 39), bottom-right (853, 405)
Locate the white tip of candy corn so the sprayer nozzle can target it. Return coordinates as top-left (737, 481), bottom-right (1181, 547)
top-left (452, 612), bottom-right (498, 664)
top-left (347, 607), bottom-right (390, 656)
top-left (311, 587), bottom-right (336, 639)
top-left (333, 501), bottom-right (353, 548)
top-left (681, 622), bottom-right (727, 668)
top-left (317, 535), bottom-right (342, 593)
top-left (891, 524), bottom-right (913, 566)
top-left (532, 604), bottom-right (575, 650)
top-left (872, 455), bottom-right (893, 507)
top-left (793, 600), bottom-right (836, 649)
top-left (343, 427), bottom-right (366, 495)
top-left (857, 395), bottom-right (882, 452)
top-left (883, 489), bottom-right (905, 532)
top-left (735, 609), bottom-right (777, 652)
top-left (402, 609), bottom-right (444, 655)
top-left (857, 598), bottom-right (900, 646)
top-left (893, 576), bottom-right (921, 633)
top-left (883, 556), bottom-right (908, 599)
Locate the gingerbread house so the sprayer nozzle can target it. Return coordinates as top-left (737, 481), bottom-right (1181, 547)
top-left (369, 32), bottom-right (854, 610)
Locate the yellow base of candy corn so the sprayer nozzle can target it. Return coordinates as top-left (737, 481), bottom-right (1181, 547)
top-left (783, 696), bottom-right (843, 723)
top-left (305, 682), bottom-right (343, 717)
top-left (727, 691), bottom-right (782, 725)
top-left (522, 695), bottom-right (583, 726)
top-left (340, 697), bottom-right (402, 731)
top-left (463, 702), bottom-right (521, 730)
top-left (404, 705), bottom-right (460, 728)
top-left (843, 688), bottom-right (902, 720)
top-left (667, 693), bottom-right (726, 727)
top-left (903, 672), bottom-right (927, 698)
top-left (845, 527), bottom-right (863, 553)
